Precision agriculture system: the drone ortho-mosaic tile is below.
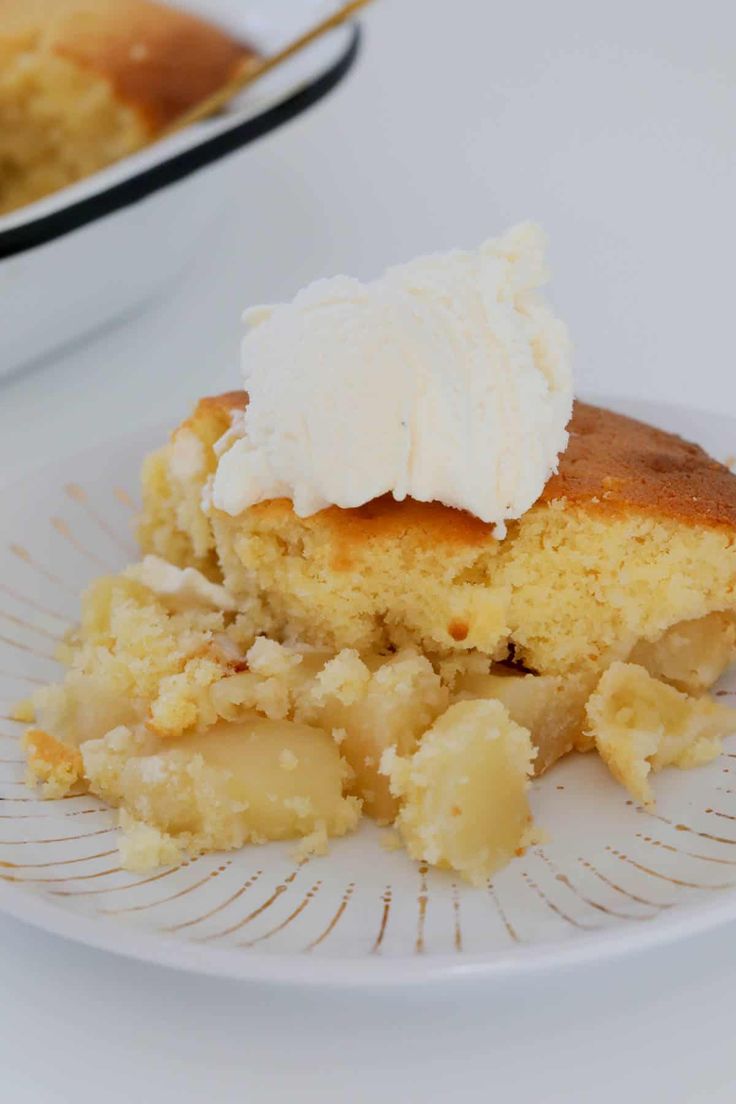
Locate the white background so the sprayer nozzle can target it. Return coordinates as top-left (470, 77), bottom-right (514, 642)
top-left (1, 1), bottom-right (736, 1099)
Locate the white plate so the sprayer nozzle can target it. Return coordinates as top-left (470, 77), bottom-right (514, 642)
top-left (2, 395), bottom-right (736, 988)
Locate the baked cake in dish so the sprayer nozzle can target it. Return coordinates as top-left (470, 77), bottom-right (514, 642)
top-left (0, 0), bottom-right (257, 215)
top-left (19, 394), bottom-right (736, 882)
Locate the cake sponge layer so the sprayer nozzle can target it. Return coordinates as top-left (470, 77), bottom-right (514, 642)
top-left (139, 395), bottom-right (736, 676)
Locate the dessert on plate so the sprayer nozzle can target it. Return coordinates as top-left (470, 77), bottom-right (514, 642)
top-left (0, 0), bottom-right (257, 215)
top-left (19, 224), bottom-right (736, 884)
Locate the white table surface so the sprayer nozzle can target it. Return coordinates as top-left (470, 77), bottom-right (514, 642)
top-left (1, 1), bottom-right (736, 1099)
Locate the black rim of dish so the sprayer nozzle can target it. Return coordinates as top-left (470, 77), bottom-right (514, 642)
top-left (0, 24), bottom-right (361, 261)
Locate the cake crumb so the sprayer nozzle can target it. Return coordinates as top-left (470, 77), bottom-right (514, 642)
top-left (118, 811), bottom-right (185, 872)
top-left (23, 727), bottom-right (83, 798)
top-left (12, 699), bottom-right (35, 723)
top-left (284, 796), bottom-right (314, 818)
top-left (246, 636), bottom-right (302, 677)
top-left (279, 748), bottom-right (299, 771)
top-left (380, 829), bottom-right (402, 852)
top-left (586, 662), bottom-right (736, 807)
top-left (293, 820), bottom-right (330, 858)
top-left (311, 650), bottom-right (370, 706)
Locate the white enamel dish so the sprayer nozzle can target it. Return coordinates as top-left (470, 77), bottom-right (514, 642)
top-left (2, 395), bottom-right (736, 988)
top-left (0, 1), bottom-right (360, 378)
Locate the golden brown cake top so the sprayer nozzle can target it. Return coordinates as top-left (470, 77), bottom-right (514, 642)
top-left (0, 0), bottom-right (257, 134)
top-left (191, 392), bottom-right (736, 538)
top-left (542, 401), bottom-right (736, 530)
top-left (183, 390), bottom-right (248, 431)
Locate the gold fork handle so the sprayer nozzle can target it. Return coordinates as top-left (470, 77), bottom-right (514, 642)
top-left (163, 0), bottom-right (375, 138)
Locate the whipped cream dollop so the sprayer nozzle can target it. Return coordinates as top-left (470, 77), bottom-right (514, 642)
top-left (212, 223), bottom-right (572, 532)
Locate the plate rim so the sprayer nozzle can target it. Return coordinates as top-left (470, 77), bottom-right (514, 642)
top-left (4, 870), bottom-right (736, 988)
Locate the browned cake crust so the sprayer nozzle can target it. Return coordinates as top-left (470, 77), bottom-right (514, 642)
top-left (0, 0), bottom-right (257, 134)
top-left (182, 390), bottom-right (247, 430)
top-left (199, 392), bottom-right (736, 537)
top-left (542, 401), bottom-right (736, 530)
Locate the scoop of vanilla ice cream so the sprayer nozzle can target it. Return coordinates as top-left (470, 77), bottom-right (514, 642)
top-left (212, 222), bottom-right (572, 530)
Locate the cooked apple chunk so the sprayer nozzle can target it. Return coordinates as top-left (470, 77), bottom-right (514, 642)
top-left (82, 715), bottom-right (361, 869)
top-left (628, 612), bottom-right (736, 695)
top-left (381, 700), bottom-right (537, 886)
top-left (453, 667), bottom-right (593, 773)
top-left (586, 662), bottom-right (736, 807)
top-left (212, 643), bottom-right (449, 821)
top-left (294, 649), bottom-right (449, 822)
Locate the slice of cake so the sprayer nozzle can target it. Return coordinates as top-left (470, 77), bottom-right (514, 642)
top-left (24, 391), bottom-right (736, 875)
top-left (19, 227), bottom-right (736, 886)
top-left (141, 392), bottom-right (736, 691)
